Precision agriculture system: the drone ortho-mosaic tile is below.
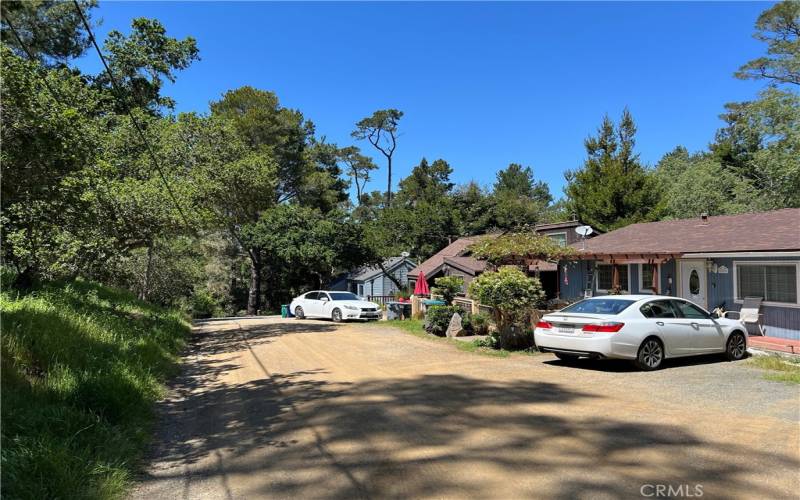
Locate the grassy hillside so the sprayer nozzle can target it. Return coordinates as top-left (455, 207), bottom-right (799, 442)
top-left (1, 279), bottom-right (190, 499)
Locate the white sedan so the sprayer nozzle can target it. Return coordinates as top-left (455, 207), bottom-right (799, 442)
top-left (290, 291), bottom-right (382, 322)
top-left (534, 295), bottom-right (748, 370)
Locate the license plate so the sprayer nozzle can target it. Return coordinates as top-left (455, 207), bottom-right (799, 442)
top-left (558, 327), bottom-right (574, 334)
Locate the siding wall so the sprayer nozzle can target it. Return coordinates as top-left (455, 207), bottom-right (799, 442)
top-left (560, 256), bottom-right (800, 340)
top-left (356, 261), bottom-right (416, 298)
top-left (706, 256), bottom-right (800, 340)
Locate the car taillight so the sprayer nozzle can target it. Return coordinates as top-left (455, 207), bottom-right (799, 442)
top-left (582, 322), bottom-right (625, 333)
top-left (535, 321), bottom-right (553, 329)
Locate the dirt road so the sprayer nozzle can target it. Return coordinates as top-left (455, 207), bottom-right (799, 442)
top-left (132, 318), bottom-right (800, 499)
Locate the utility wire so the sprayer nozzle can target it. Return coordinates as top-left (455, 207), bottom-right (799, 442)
top-left (71, 0), bottom-right (192, 230)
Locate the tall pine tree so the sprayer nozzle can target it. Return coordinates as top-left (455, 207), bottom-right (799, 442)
top-left (565, 109), bottom-right (658, 231)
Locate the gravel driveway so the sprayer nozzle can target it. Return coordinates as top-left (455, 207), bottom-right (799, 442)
top-left (132, 317), bottom-right (800, 499)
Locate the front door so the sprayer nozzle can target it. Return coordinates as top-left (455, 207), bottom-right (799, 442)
top-left (680, 260), bottom-right (707, 309)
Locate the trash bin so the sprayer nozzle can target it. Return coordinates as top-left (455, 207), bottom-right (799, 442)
top-left (281, 304), bottom-right (289, 318)
top-left (386, 302), bottom-right (413, 320)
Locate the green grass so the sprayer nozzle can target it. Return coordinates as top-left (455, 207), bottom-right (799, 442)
top-left (747, 355), bottom-right (800, 384)
top-left (1, 279), bottom-right (190, 499)
top-left (378, 319), bottom-right (534, 358)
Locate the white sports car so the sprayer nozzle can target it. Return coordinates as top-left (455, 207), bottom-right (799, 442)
top-left (289, 291), bottom-right (382, 322)
top-left (534, 295), bottom-right (748, 370)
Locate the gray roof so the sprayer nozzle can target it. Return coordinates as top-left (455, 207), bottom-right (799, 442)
top-left (351, 256), bottom-right (415, 282)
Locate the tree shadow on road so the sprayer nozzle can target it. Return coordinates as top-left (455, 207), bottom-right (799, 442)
top-left (138, 321), bottom-right (799, 500)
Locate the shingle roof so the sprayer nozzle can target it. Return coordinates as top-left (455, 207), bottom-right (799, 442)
top-left (572, 208), bottom-right (800, 256)
top-left (444, 256), bottom-right (488, 274)
top-left (351, 256), bottom-right (414, 281)
top-left (408, 234), bottom-right (499, 278)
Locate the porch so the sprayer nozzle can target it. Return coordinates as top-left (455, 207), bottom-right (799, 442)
top-left (748, 336), bottom-right (800, 355)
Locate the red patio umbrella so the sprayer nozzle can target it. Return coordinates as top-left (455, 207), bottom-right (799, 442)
top-left (414, 271), bottom-right (430, 296)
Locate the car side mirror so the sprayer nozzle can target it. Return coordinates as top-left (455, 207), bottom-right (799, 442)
top-left (320, 297), bottom-right (329, 302)
top-left (710, 311), bottom-right (719, 319)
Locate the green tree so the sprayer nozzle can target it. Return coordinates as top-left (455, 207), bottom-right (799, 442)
top-left (735, 0), bottom-right (799, 87)
top-left (565, 110), bottom-right (658, 231)
top-left (452, 182), bottom-right (495, 235)
top-left (396, 158), bottom-right (454, 206)
top-left (653, 153), bottom-right (763, 219)
top-left (244, 205), bottom-right (373, 307)
top-left (1, 0), bottom-right (98, 65)
top-left (186, 112), bottom-right (280, 315)
top-left (710, 1), bottom-right (800, 209)
top-left (338, 145), bottom-right (377, 203)
top-left (352, 109), bottom-right (402, 206)
top-left (493, 163), bottom-right (552, 230)
top-left (99, 17), bottom-right (199, 113)
top-left (468, 266), bottom-right (545, 349)
top-left (1, 46), bottom-right (102, 286)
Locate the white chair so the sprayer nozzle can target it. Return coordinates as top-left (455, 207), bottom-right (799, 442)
top-left (723, 296), bottom-right (766, 336)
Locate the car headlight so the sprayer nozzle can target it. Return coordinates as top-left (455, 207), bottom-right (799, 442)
top-left (343, 305), bottom-right (359, 310)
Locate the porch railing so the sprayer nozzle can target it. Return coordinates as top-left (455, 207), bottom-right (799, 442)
top-left (367, 295), bottom-right (395, 305)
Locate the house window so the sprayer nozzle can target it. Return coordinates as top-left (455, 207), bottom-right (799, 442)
top-left (735, 262), bottom-right (798, 305)
top-left (639, 264), bottom-right (659, 293)
top-left (596, 264), bottom-right (629, 292)
top-left (548, 233), bottom-right (567, 247)
top-left (689, 270), bottom-right (700, 295)
top-left (358, 284), bottom-right (364, 297)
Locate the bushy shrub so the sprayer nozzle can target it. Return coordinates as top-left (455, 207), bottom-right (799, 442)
top-left (473, 335), bottom-right (499, 349)
top-left (470, 312), bottom-right (491, 336)
top-left (190, 288), bottom-right (222, 318)
top-left (424, 305), bottom-right (461, 336)
top-left (432, 275), bottom-right (464, 304)
top-left (468, 266), bottom-right (545, 349)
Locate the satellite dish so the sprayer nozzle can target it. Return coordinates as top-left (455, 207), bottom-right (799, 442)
top-left (575, 225), bottom-right (594, 237)
top-left (401, 251), bottom-right (410, 257)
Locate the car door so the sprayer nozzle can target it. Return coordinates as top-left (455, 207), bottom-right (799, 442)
top-left (640, 300), bottom-right (690, 356)
top-left (670, 299), bottom-right (725, 353)
top-left (303, 292), bottom-right (321, 317)
top-left (317, 292), bottom-right (333, 318)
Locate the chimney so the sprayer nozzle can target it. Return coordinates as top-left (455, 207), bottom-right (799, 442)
top-left (700, 212), bottom-right (709, 224)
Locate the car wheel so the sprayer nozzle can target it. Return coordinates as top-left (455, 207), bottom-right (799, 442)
top-left (635, 337), bottom-right (664, 371)
top-left (725, 332), bottom-right (747, 361)
top-left (554, 352), bottom-right (580, 362)
top-left (294, 306), bottom-right (305, 319)
top-left (331, 308), bottom-right (342, 323)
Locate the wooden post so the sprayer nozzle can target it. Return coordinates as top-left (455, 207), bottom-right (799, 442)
top-left (411, 295), bottom-right (423, 319)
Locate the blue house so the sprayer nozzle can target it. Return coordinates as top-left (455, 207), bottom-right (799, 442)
top-left (331, 256), bottom-right (417, 300)
top-left (558, 209), bottom-right (800, 340)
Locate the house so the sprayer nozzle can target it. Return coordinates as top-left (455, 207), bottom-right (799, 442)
top-left (407, 234), bottom-right (494, 296)
top-left (408, 220), bottom-right (596, 299)
top-left (558, 208), bottom-right (800, 340)
top-left (332, 256), bottom-right (417, 299)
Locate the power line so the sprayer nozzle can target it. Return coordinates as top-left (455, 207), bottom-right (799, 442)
top-left (71, 0), bottom-right (192, 230)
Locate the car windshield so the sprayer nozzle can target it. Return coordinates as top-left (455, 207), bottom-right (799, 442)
top-left (328, 292), bottom-right (360, 301)
top-left (561, 298), bottom-right (636, 315)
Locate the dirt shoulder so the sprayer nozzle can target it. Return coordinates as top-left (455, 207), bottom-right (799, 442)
top-left (132, 318), bottom-right (800, 500)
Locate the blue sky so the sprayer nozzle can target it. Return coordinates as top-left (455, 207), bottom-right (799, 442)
top-left (78, 1), bottom-right (770, 199)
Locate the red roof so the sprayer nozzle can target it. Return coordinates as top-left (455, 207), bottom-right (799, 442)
top-left (573, 209), bottom-right (800, 256)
